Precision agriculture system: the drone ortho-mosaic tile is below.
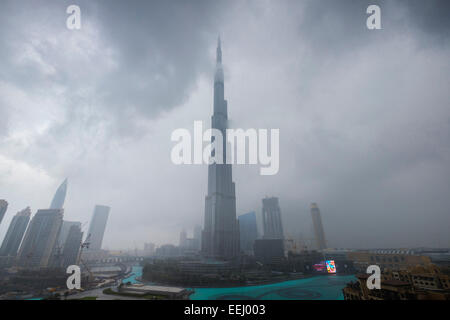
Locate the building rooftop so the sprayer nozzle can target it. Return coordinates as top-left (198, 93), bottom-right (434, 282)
top-left (91, 266), bottom-right (122, 273)
top-left (125, 284), bottom-right (186, 294)
top-left (382, 279), bottom-right (410, 287)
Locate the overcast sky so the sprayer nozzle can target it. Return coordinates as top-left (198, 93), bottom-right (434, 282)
top-left (1, 0), bottom-right (449, 250)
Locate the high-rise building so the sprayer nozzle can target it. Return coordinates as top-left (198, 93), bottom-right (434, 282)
top-left (86, 205), bottom-right (110, 251)
top-left (310, 203), bottom-right (327, 250)
top-left (58, 220), bottom-right (82, 248)
top-left (202, 37), bottom-right (240, 259)
top-left (180, 229), bottom-right (200, 253)
top-left (0, 199), bottom-right (8, 226)
top-left (193, 225), bottom-right (202, 251)
top-left (17, 208), bottom-right (64, 268)
top-left (254, 239), bottom-right (285, 265)
top-left (62, 224), bottom-right (83, 268)
top-left (50, 178), bottom-right (68, 209)
top-left (238, 212), bottom-right (258, 255)
top-left (179, 229), bottom-right (187, 248)
top-left (155, 244), bottom-right (180, 257)
top-left (0, 207), bottom-right (31, 256)
top-left (262, 197), bottom-right (284, 239)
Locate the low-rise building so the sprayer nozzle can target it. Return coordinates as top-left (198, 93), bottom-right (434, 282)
top-left (343, 265), bottom-right (450, 300)
top-left (347, 249), bottom-right (432, 272)
top-left (254, 239), bottom-right (285, 265)
top-left (383, 264), bottom-right (450, 291)
top-left (119, 283), bottom-right (190, 299)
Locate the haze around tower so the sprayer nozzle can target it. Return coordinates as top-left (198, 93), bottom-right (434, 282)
top-left (0, 0), bottom-right (449, 250)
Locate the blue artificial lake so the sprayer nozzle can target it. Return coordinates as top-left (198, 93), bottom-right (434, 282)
top-left (190, 274), bottom-right (356, 300)
top-left (127, 266), bottom-right (355, 300)
top-left (122, 265), bottom-right (143, 284)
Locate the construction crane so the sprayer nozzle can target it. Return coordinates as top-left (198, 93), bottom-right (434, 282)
top-left (80, 221), bottom-right (88, 230)
top-left (76, 233), bottom-right (93, 283)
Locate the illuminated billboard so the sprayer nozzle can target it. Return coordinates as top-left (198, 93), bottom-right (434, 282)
top-left (313, 263), bottom-right (326, 272)
top-left (326, 260), bottom-right (336, 273)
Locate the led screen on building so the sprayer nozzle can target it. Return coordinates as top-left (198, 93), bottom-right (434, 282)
top-left (326, 260), bottom-right (336, 273)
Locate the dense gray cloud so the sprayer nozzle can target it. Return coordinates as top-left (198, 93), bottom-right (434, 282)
top-left (0, 0), bottom-right (449, 250)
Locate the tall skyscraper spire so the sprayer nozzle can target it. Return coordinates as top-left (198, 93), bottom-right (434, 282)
top-left (214, 36), bottom-right (224, 90)
top-left (216, 36), bottom-right (222, 64)
top-left (202, 37), bottom-right (240, 259)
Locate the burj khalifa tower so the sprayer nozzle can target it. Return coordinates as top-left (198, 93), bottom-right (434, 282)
top-left (201, 37), bottom-right (240, 260)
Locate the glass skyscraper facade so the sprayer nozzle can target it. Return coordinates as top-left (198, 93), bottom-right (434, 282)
top-left (86, 205), bottom-right (110, 251)
top-left (201, 38), bottom-right (240, 259)
top-left (310, 203), bottom-right (327, 250)
top-left (17, 208), bottom-right (64, 268)
top-left (49, 178), bottom-right (68, 209)
top-left (0, 207), bottom-right (31, 257)
top-left (262, 197), bottom-right (284, 240)
top-left (0, 199), bottom-right (8, 226)
top-left (238, 211), bottom-right (258, 255)
top-left (62, 224), bottom-right (83, 267)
